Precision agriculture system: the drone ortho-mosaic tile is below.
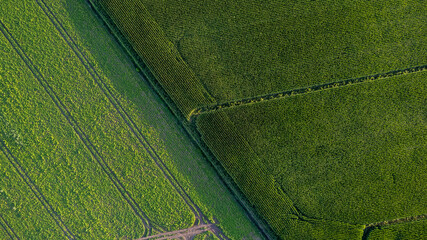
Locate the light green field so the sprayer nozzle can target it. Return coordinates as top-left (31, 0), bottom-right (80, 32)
top-left (197, 71), bottom-right (427, 239)
top-left (0, 0), bottom-right (261, 239)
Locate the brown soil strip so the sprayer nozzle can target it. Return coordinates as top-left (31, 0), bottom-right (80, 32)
top-left (135, 224), bottom-right (213, 240)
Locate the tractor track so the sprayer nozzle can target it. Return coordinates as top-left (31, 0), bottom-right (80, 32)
top-left (0, 141), bottom-right (75, 240)
top-left (0, 214), bottom-right (20, 240)
top-left (0, 20), bottom-right (156, 237)
top-left (36, 1), bottom-right (229, 239)
top-left (135, 224), bottom-right (213, 240)
top-left (191, 64), bottom-right (427, 118)
top-left (362, 214), bottom-right (427, 240)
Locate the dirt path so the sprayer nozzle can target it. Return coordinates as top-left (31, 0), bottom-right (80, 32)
top-left (136, 224), bottom-right (214, 240)
top-left (362, 214), bottom-right (427, 240)
top-left (191, 64), bottom-right (427, 119)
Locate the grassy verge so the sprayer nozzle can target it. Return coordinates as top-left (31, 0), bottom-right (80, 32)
top-left (196, 71), bottom-right (426, 238)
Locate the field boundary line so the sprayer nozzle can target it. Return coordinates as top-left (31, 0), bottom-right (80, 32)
top-left (0, 214), bottom-right (20, 240)
top-left (0, 19), bottom-right (154, 237)
top-left (85, 1), bottom-right (275, 238)
top-left (36, 1), bottom-right (229, 238)
top-left (0, 140), bottom-right (75, 240)
top-left (191, 65), bottom-right (427, 118)
top-left (362, 214), bottom-right (426, 240)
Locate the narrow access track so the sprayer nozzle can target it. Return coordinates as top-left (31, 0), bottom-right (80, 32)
top-left (135, 224), bottom-right (214, 240)
top-left (362, 214), bottom-right (427, 240)
top-left (0, 20), bottom-right (155, 237)
top-left (0, 214), bottom-right (20, 240)
top-left (36, 1), bottom-right (229, 239)
top-left (0, 141), bottom-right (75, 240)
top-left (191, 64), bottom-right (427, 118)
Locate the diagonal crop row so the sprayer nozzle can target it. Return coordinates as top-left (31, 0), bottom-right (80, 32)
top-left (0, 214), bottom-right (20, 240)
top-left (0, 141), bottom-right (75, 240)
top-left (0, 20), bottom-right (155, 237)
top-left (191, 64), bottom-right (427, 118)
top-left (35, 1), bottom-right (228, 239)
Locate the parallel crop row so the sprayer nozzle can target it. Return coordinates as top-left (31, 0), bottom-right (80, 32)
top-left (36, 1), bottom-right (228, 238)
top-left (0, 214), bottom-right (20, 240)
top-left (0, 20), bottom-right (153, 237)
top-left (95, 0), bottom-right (214, 118)
top-left (0, 141), bottom-right (75, 240)
top-left (196, 111), bottom-right (299, 237)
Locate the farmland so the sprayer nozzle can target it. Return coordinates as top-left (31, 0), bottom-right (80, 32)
top-left (1, 0), bottom-right (426, 239)
top-left (0, 0), bottom-right (262, 239)
top-left (95, 0), bottom-right (426, 238)
top-left (135, 0), bottom-right (425, 102)
top-left (366, 219), bottom-right (426, 239)
top-left (196, 71), bottom-right (427, 239)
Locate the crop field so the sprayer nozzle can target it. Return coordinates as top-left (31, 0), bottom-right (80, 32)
top-left (91, 0), bottom-right (427, 239)
top-left (2, 0), bottom-right (426, 239)
top-left (197, 72), bottom-right (427, 239)
top-left (0, 0), bottom-right (262, 239)
top-left (122, 0), bottom-right (425, 104)
top-left (366, 219), bottom-right (426, 239)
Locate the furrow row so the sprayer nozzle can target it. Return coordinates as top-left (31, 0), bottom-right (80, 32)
top-left (37, 1), bottom-right (229, 239)
top-left (0, 141), bottom-right (74, 240)
top-left (0, 20), bottom-right (152, 237)
top-left (0, 214), bottom-right (20, 240)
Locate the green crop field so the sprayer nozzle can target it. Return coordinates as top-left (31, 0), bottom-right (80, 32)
top-left (366, 220), bottom-right (426, 239)
top-left (0, 0), bottom-right (262, 239)
top-left (197, 72), bottom-right (427, 239)
top-left (2, 0), bottom-right (426, 239)
top-left (91, 0), bottom-right (427, 239)
top-left (127, 0), bottom-right (426, 103)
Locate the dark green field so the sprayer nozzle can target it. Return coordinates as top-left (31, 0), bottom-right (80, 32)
top-left (197, 72), bottom-right (426, 238)
top-left (140, 0), bottom-right (426, 103)
top-left (366, 220), bottom-right (426, 239)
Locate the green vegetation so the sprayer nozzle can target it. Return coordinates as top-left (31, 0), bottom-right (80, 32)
top-left (92, 0), bottom-right (426, 238)
top-left (95, 0), bottom-right (214, 118)
top-left (0, 0), bottom-right (262, 239)
top-left (0, 153), bottom-right (64, 239)
top-left (197, 72), bottom-right (427, 239)
top-left (139, 0), bottom-right (426, 102)
top-left (366, 220), bottom-right (426, 240)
